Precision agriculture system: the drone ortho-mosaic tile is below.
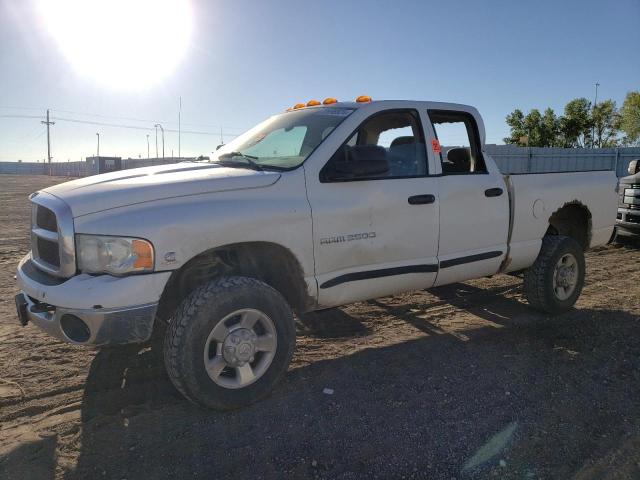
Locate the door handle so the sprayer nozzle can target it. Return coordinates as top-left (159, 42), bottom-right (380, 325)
top-left (408, 194), bottom-right (436, 205)
top-left (484, 188), bottom-right (503, 197)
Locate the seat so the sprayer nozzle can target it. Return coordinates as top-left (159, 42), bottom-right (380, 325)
top-left (443, 147), bottom-right (471, 173)
top-left (388, 136), bottom-right (426, 176)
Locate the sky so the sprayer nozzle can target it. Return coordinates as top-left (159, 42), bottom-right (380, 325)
top-left (0, 0), bottom-right (639, 162)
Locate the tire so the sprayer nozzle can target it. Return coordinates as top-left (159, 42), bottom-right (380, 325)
top-left (523, 235), bottom-right (585, 314)
top-left (164, 276), bottom-right (295, 409)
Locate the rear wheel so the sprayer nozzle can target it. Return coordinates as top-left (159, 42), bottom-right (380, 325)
top-left (164, 276), bottom-right (295, 409)
top-left (523, 235), bottom-right (585, 314)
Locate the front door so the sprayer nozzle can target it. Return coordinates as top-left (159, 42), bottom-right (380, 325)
top-left (428, 109), bottom-right (509, 286)
top-left (305, 108), bottom-right (441, 308)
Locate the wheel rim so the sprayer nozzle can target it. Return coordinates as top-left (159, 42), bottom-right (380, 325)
top-left (203, 308), bottom-right (278, 389)
top-left (552, 253), bottom-right (579, 301)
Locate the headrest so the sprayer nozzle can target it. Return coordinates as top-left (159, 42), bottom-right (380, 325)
top-left (447, 147), bottom-right (471, 171)
top-left (347, 145), bottom-right (387, 163)
top-left (390, 136), bottom-right (415, 148)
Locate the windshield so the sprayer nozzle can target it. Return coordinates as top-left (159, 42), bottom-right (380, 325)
top-left (214, 107), bottom-right (354, 170)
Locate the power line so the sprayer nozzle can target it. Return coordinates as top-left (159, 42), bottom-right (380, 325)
top-left (50, 116), bottom-right (243, 136)
top-left (0, 105), bottom-right (44, 112)
top-left (0, 114), bottom-right (44, 119)
top-left (2, 105), bottom-right (251, 133)
top-left (0, 105), bottom-right (247, 131)
top-left (50, 108), bottom-right (248, 131)
top-left (3, 107), bottom-right (245, 162)
top-left (1, 105), bottom-right (249, 140)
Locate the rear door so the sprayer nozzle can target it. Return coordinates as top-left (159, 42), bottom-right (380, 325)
top-left (427, 109), bottom-right (509, 286)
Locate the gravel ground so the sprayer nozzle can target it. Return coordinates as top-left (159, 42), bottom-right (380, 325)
top-left (0, 174), bottom-right (639, 480)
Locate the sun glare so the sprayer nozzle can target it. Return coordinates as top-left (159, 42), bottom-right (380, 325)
top-left (37, 0), bottom-right (193, 90)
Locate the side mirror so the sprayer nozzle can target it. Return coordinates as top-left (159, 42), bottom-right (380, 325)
top-left (628, 159), bottom-right (640, 176)
top-left (332, 145), bottom-right (389, 177)
top-left (216, 144), bottom-right (224, 151)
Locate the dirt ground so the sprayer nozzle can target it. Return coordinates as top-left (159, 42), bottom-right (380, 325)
top-left (0, 174), bottom-right (639, 480)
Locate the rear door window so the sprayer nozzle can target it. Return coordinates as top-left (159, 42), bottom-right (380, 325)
top-left (429, 110), bottom-right (486, 174)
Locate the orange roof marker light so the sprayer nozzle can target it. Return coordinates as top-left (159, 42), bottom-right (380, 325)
top-left (306, 99), bottom-right (321, 107)
top-left (293, 103), bottom-right (306, 110)
top-left (355, 95), bottom-right (372, 103)
top-left (323, 97), bottom-right (338, 105)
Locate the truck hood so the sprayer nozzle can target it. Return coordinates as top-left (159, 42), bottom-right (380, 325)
top-left (43, 162), bottom-right (281, 217)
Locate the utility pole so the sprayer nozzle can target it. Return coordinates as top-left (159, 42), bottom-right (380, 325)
top-left (96, 133), bottom-right (100, 157)
top-left (146, 134), bottom-right (150, 159)
top-left (41, 109), bottom-right (55, 175)
top-left (155, 123), bottom-right (165, 158)
top-left (178, 96), bottom-right (182, 160)
top-left (592, 82), bottom-right (600, 148)
top-left (155, 125), bottom-right (158, 158)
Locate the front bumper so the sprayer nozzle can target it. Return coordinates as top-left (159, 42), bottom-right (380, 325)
top-left (16, 254), bottom-right (172, 345)
top-left (616, 208), bottom-right (640, 237)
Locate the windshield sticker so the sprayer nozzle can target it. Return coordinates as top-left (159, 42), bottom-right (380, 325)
top-left (319, 108), bottom-right (353, 117)
top-left (246, 133), bottom-right (266, 147)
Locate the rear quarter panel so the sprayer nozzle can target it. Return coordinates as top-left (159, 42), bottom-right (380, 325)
top-left (506, 169), bottom-right (617, 272)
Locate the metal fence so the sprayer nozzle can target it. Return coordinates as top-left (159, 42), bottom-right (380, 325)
top-left (0, 157), bottom-right (182, 177)
top-left (486, 146), bottom-right (640, 178)
top-left (1, 147), bottom-right (639, 178)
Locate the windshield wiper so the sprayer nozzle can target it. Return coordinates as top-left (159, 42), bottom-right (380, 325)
top-left (216, 152), bottom-right (263, 171)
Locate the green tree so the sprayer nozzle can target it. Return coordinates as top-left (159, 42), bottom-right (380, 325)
top-left (504, 108), bottom-right (560, 147)
top-left (504, 96), bottom-right (628, 148)
top-left (523, 109), bottom-right (544, 146)
top-left (559, 98), bottom-right (592, 147)
top-left (619, 91), bottom-right (640, 145)
top-left (592, 99), bottom-right (620, 147)
top-left (503, 109), bottom-right (526, 145)
top-left (541, 108), bottom-right (560, 147)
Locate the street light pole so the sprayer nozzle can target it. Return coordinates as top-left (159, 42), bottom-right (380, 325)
top-left (155, 125), bottom-right (158, 158)
top-left (154, 123), bottom-right (165, 158)
top-left (96, 132), bottom-right (100, 157)
top-left (592, 82), bottom-right (600, 148)
top-left (146, 134), bottom-right (150, 159)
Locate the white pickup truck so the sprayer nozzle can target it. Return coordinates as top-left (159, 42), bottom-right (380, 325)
top-left (15, 98), bottom-right (617, 409)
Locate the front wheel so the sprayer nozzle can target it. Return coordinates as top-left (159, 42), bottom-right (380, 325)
top-left (523, 235), bottom-right (585, 314)
top-left (164, 276), bottom-right (295, 409)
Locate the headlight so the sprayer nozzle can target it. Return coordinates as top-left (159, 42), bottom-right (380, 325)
top-left (76, 235), bottom-right (154, 275)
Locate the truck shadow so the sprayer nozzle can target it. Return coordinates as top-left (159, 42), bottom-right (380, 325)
top-left (67, 295), bottom-right (640, 479)
top-left (0, 434), bottom-right (58, 480)
top-left (368, 282), bottom-right (526, 335)
top-left (296, 308), bottom-right (371, 338)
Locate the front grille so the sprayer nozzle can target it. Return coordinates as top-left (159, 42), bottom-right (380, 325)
top-left (36, 237), bottom-right (60, 267)
top-left (36, 205), bottom-right (57, 232)
top-left (621, 184), bottom-right (640, 209)
top-left (627, 213), bottom-right (640, 224)
top-left (29, 192), bottom-right (76, 278)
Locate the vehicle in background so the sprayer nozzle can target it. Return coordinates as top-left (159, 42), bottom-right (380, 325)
top-left (15, 97), bottom-right (618, 409)
top-left (615, 159), bottom-right (640, 240)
